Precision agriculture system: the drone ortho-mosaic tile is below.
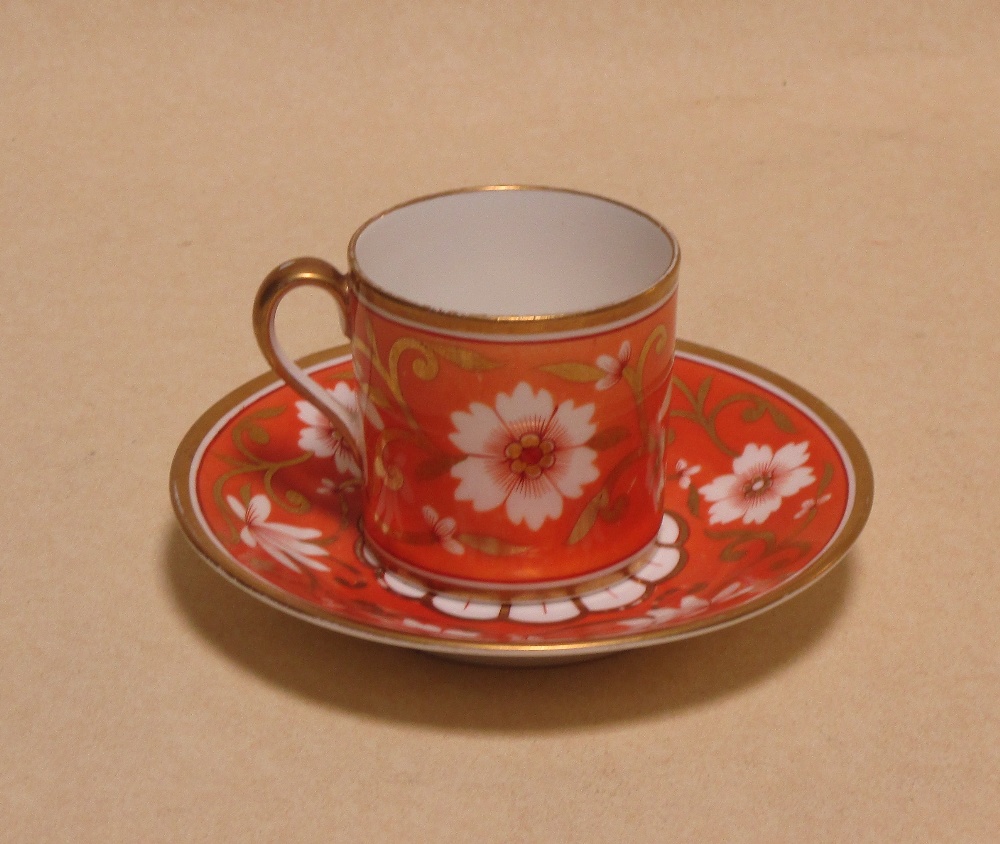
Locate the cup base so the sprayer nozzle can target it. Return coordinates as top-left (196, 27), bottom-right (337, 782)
top-left (359, 533), bottom-right (659, 604)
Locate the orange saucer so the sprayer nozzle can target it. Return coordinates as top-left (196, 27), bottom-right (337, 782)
top-left (170, 341), bottom-right (873, 665)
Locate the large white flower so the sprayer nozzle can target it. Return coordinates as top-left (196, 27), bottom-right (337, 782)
top-left (449, 382), bottom-right (600, 531)
top-left (296, 382), bottom-right (373, 479)
top-left (227, 493), bottom-right (330, 572)
top-left (699, 442), bottom-right (815, 525)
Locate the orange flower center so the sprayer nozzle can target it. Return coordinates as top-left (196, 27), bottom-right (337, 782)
top-left (505, 432), bottom-right (556, 480)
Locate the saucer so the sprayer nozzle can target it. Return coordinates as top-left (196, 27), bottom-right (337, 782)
top-left (170, 340), bottom-right (873, 665)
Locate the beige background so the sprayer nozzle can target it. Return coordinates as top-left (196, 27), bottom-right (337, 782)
top-left (3, 1), bottom-right (997, 841)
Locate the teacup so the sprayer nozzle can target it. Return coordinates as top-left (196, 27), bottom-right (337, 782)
top-left (253, 186), bottom-right (679, 598)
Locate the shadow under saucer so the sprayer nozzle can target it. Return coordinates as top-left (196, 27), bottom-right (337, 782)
top-left (162, 522), bottom-right (856, 732)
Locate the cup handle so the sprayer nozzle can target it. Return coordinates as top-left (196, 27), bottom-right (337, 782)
top-left (253, 257), bottom-right (362, 461)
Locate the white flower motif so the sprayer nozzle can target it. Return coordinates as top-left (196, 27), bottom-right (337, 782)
top-left (449, 382), bottom-right (600, 531)
top-left (227, 493), bottom-right (329, 572)
top-left (699, 442), bottom-right (815, 525)
top-left (595, 340), bottom-right (632, 390)
top-left (317, 477), bottom-right (336, 495)
top-left (675, 458), bottom-right (701, 489)
top-left (296, 382), bottom-right (365, 478)
top-left (400, 618), bottom-right (481, 639)
top-left (422, 506), bottom-right (464, 555)
top-left (620, 580), bottom-right (763, 631)
top-left (794, 492), bottom-right (832, 519)
top-left (711, 580), bottom-right (759, 603)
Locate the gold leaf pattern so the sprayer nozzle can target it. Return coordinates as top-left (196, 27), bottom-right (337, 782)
top-left (427, 343), bottom-right (503, 372)
top-left (456, 534), bottom-right (530, 556)
top-left (586, 426), bottom-right (630, 451)
top-left (567, 489), bottom-right (610, 545)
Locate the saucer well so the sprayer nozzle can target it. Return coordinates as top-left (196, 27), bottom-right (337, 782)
top-left (170, 341), bottom-right (873, 665)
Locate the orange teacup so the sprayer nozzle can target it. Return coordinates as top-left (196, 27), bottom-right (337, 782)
top-left (254, 186), bottom-right (679, 598)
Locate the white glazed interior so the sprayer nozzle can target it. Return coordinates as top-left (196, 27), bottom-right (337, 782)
top-left (352, 188), bottom-right (676, 317)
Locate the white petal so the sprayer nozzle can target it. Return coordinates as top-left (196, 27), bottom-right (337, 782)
top-left (258, 542), bottom-right (301, 572)
top-left (431, 594), bottom-right (502, 620)
top-left (421, 505), bottom-right (439, 526)
top-left (546, 399), bottom-right (597, 448)
top-left (547, 446), bottom-right (599, 499)
top-left (713, 581), bottom-right (755, 603)
top-left (329, 381), bottom-right (359, 410)
top-left (442, 536), bottom-right (465, 555)
top-left (646, 606), bottom-right (682, 623)
top-left (495, 382), bottom-right (554, 430)
top-left (382, 570), bottom-right (428, 599)
top-left (657, 514), bottom-right (681, 544)
top-left (239, 525), bottom-right (258, 548)
top-left (741, 492), bottom-right (783, 524)
top-left (678, 595), bottom-right (710, 613)
top-left (259, 531), bottom-right (328, 571)
top-left (258, 537), bottom-right (329, 570)
top-left (333, 446), bottom-right (361, 478)
top-left (402, 618), bottom-right (442, 634)
top-left (295, 399), bottom-right (327, 427)
top-left (442, 629), bottom-right (481, 640)
top-left (699, 473), bottom-right (741, 503)
top-left (618, 339), bottom-right (632, 362)
top-left (435, 516), bottom-right (458, 539)
top-left (595, 354), bottom-right (619, 374)
top-left (298, 425), bottom-right (337, 458)
top-left (245, 494), bottom-right (272, 523)
top-left (618, 617), bottom-right (656, 631)
top-left (256, 534), bottom-right (326, 572)
top-left (707, 497), bottom-right (749, 525)
top-left (449, 402), bottom-right (506, 455)
top-left (771, 465), bottom-right (815, 498)
top-left (506, 477), bottom-right (563, 530)
top-left (732, 443), bottom-right (774, 477)
top-left (288, 552), bottom-right (330, 572)
top-left (594, 374), bottom-right (618, 391)
top-left (634, 547), bottom-right (680, 583)
top-left (452, 456), bottom-right (510, 512)
top-left (579, 578), bottom-right (646, 610)
top-left (772, 441), bottom-right (810, 471)
top-left (258, 521), bottom-right (323, 541)
top-left (328, 383), bottom-right (365, 444)
top-left (507, 599), bottom-right (580, 624)
top-left (227, 494), bottom-right (246, 519)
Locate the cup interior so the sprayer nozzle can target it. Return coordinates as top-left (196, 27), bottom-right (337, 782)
top-left (351, 188), bottom-right (676, 318)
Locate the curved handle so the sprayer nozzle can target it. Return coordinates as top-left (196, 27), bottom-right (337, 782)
top-left (253, 257), bottom-right (362, 462)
